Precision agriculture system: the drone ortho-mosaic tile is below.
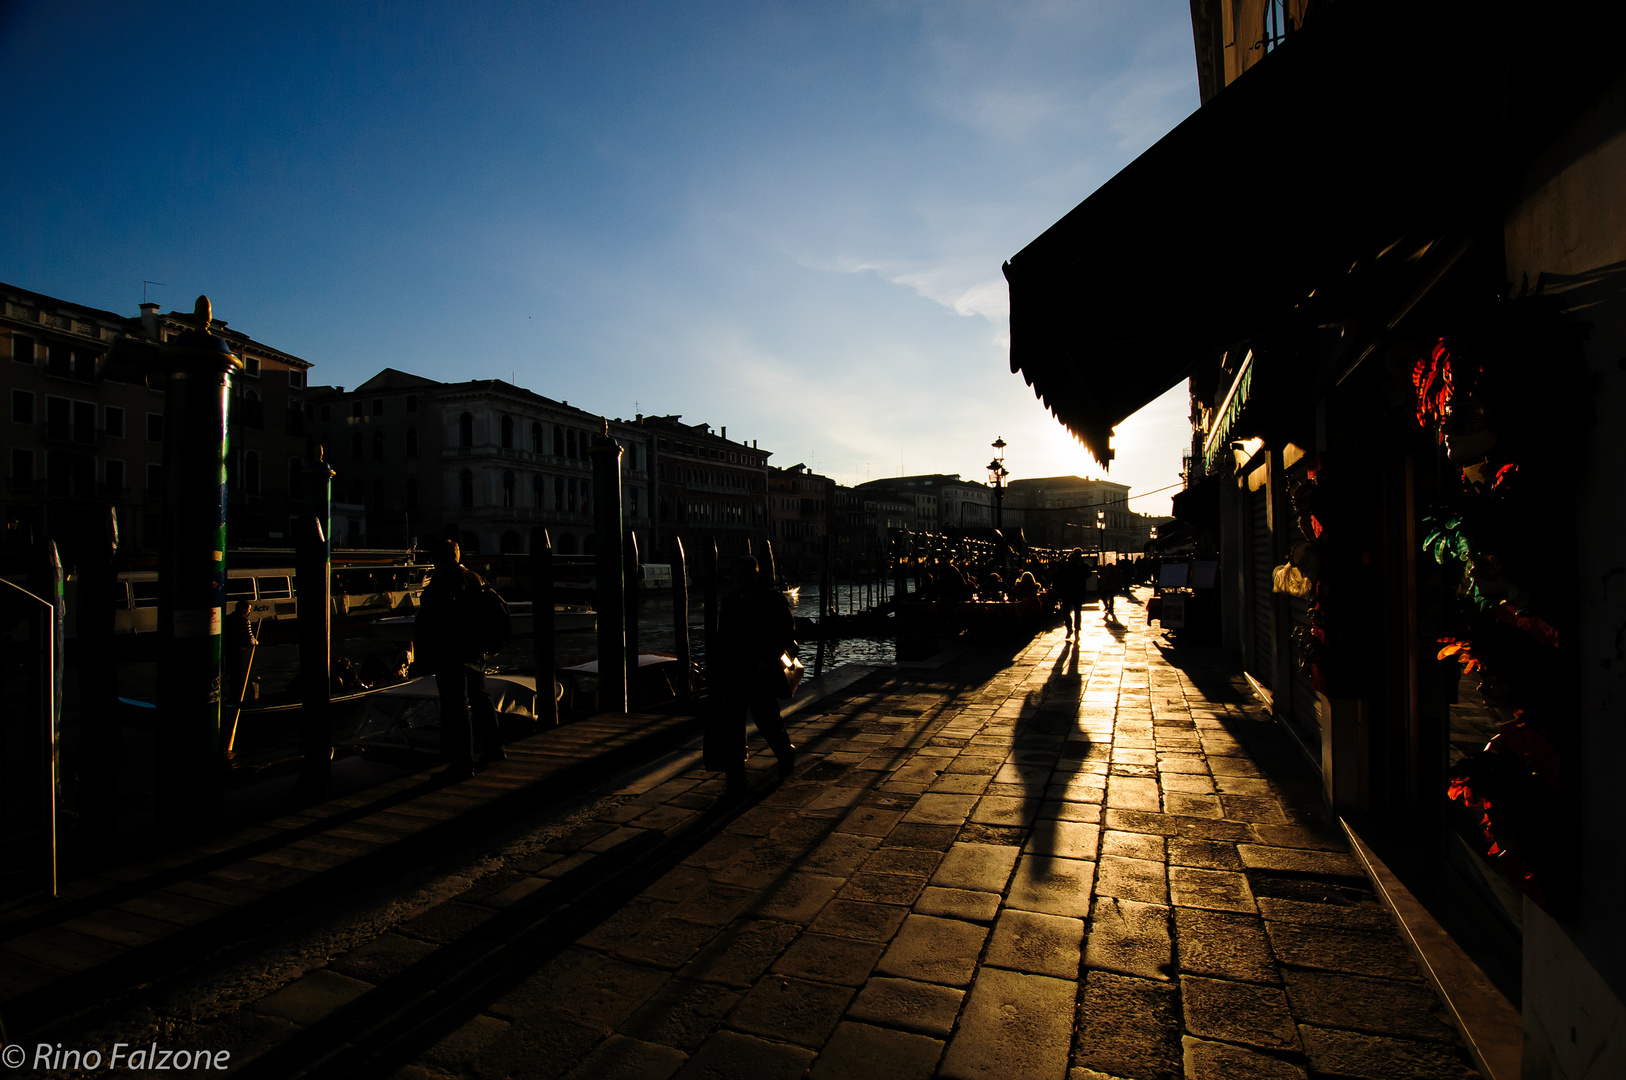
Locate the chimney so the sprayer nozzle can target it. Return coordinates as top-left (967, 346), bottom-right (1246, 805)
top-left (721, 426), bottom-right (727, 440)
top-left (139, 302), bottom-right (160, 339)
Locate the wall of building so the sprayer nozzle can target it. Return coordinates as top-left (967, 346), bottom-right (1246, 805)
top-left (1503, 73), bottom-right (1626, 1080)
top-left (2, 286), bottom-right (311, 555)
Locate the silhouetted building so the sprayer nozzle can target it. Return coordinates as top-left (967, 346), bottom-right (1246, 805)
top-left (1004, 475), bottom-right (1130, 554)
top-left (305, 369), bottom-right (653, 557)
top-left (639, 415), bottom-right (769, 565)
top-left (767, 463), bottom-right (834, 578)
top-left (1, 282), bottom-right (312, 553)
top-left (854, 474), bottom-right (995, 533)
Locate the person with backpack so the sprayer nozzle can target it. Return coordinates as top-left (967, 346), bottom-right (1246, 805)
top-left (706, 555), bottom-right (798, 799)
top-left (414, 538), bottom-right (506, 781)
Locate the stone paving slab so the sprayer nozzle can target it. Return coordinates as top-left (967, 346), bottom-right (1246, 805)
top-left (12, 602), bottom-right (1491, 1080)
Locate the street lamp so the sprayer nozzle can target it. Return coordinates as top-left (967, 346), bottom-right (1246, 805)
top-left (1097, 508), bottom-right (1105, 559)
top-left (987, 437), bottom-right (1009, 531)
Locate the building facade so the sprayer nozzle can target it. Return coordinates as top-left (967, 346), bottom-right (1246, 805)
top-left (767, 463), bottom-right (834, 579)
top-left (2, 282), bottom-right (312, 556)
top-left (1004, 475), bottom-right (1133, 555)
top-left (853, 474), bottom-right (994, 535)
top-left (305, 370), bottom-right (653, 558)
top-left (639, 415), bottom-right (769, 566)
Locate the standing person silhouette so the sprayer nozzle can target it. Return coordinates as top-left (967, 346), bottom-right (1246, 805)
top-left (707, 555), bottom-right (798, 798)
top-left (1056, 548), bottom-right (1089, 637)
top-left (414, 539), bottom-right (505, 781)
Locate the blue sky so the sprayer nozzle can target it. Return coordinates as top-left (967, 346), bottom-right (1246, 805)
top-left (1, 0), bottom-right (1199, 513)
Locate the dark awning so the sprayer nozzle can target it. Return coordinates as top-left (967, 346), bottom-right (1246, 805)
top-left (1001, 0), bottom-right (1587, 468)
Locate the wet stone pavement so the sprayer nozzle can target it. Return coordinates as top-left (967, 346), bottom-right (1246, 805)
top-left (172, 607), bottom-right (1482, 1080)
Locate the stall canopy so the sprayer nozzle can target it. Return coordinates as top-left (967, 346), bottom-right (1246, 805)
top-left (1002, 0), bottom-right (1586, 468)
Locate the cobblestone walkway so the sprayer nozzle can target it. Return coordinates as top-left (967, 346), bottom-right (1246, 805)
top-left (188, 608), bottom-right (1483, 1080)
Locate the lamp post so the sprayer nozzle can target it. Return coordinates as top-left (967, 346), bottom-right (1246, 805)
top-left (986, 437), bottom-right (1009, 531)
top-left (1097, 508), bottom-right (1106, 560)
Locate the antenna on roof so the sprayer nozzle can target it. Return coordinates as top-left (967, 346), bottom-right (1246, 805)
top-left (143, 280), bottom-right (166, 303)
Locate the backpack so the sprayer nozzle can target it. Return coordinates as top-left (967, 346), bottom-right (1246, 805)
top-left (465, 581), bottom-right (512, 656)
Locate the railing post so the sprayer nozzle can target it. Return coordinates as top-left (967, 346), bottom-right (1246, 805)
top-left (815, 531), bottom-right (831, 679)
top-left (77, 506), bottom-right (121, 840)
top-left (703, 540), bottom-right (719, 688)
top-left (672, 537), bottom-right (691, 702)
top-left (589, 421), bottom-right (626, 713)
top-left (295, 512), bottom-right (332, 800)
top-left (623, 528), bottom-right (640, 710)
top-left (155, 298), bottom-right (239, 828)
top-left (531, 527), bottom-right (556, 726)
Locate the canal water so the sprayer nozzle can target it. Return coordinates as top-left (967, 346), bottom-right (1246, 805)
top-left (114, 580), bottom-right (898, 703)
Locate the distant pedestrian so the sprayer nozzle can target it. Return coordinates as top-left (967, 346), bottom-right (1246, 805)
top-left (414, 539), bottom-right (505, 781)
top-left (1102, 562), bottom-right (1120, 619)
top-left (706, 555), bottom-right (798, 798)
top-left (1056, 548), bottom-right (1089, 637)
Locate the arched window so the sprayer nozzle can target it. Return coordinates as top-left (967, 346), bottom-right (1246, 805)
top-left (405, 426), bottom-right (417, 457)
top-left (553, 425), bottom-right (564, 457)
top-left (372, 430), bottom-right (385, 460)
top-left (555, 476), bottom-right (565, 511)
top-left (660, 496), bottom-right (670, 521)
top-left (566, 429), bottom-right (577, 459)
top-left (351, 431), bottom-right (364, 460)
top-left (558, 532), bottom-right (577, 555)
top-left (500, 530), bottom-right (522, 554)
top-left (567, 478), bottom-right (577, 512)
top-left (581, 484), bottom-right (590, 514)
top-left (532, 474), bottom-right (545, 508)
top-left (531, 421), bottom-right (543, 453)
top-left (460, 469), bottom-right (474, 508)
top-left (502, 469), bottom-right (516, 508)
top-left (245, 450), bottom-right (261, 495)
top-left (406, 476), bottom-right (418, 512)
top-left (501, 415), bottom-right (514, 449)
top-left (459, 412), bottom-right (473, 448)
